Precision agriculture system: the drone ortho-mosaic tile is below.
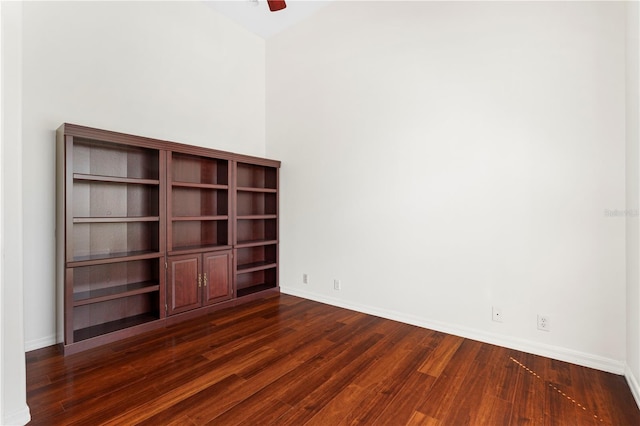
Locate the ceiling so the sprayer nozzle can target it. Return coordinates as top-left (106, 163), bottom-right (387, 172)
top-left (205, 0), bottom-right (332, 39)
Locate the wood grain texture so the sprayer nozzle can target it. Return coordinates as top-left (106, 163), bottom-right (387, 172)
top-left (27, 294), bottom-right (640, 425)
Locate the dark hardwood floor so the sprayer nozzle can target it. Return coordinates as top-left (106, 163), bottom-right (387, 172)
top-left (26, 294), bottom-right (640, 425)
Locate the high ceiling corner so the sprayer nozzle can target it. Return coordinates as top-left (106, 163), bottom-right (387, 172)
top-left (205, 0), bottom-right (333, 39)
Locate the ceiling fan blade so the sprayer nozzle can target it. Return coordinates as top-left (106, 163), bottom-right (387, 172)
top-left (267, 0), bottom-right (286, 12)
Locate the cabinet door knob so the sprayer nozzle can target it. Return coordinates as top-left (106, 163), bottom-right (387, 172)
top-left (198, 273), bottom-right (202, 288)
top-left (204, 273), bottom-right (208, 287)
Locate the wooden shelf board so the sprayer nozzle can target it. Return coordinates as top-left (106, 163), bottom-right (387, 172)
top-left (172, 182), bottom-right (228, 189)
top-left (169, 245), bottom-right (232, 256)
top-left (235, 239), bottom-right (278, 249)
top-left (236, 283), bottom-right (277, 298)
top-left (74, 282), bottom-right (160, 306)
top-left (73, 216), bottom-right (159, 223)
top-left (237, 262), bottom-right (277, 274)
top-left (237, 215), bottom-right (277, 220)
top-left (236, 186), bottom-right (277, 193)
top-left (172, 216), bottom-right (228, 222)
top-left (73, 313), bottom-right (159, 342)
top-left (68, 251), bottom-right (162, 267)
top-left (73, 173), bottom-right (159, 185)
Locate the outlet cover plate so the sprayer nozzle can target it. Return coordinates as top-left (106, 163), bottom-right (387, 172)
top-left (537, 314), bottom-right (550, 331)
top-left (492, 307), bottom-right (503, 323)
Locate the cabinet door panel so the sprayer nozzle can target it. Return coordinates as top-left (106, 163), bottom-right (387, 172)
top-left (203, 251), bottom-right (232, 305)
top-left (168, 255), bottom-right (200, 315)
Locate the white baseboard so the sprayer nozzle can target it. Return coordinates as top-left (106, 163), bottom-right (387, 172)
top-left (24, 334), bottom-right (57, 352)
top-left (626, 365), bottom-right (640, 410)
top-left (281, 286), bottom-right (626, 375)
top-left (2, 404), bottom-right (31, 426)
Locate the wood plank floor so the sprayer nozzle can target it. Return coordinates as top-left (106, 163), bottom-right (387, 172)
top-left (26, 294), bottom-right (640, 425)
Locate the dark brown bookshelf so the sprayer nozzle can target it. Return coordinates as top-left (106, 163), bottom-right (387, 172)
top-left (235, 239), bottom-right (278, 249)
top-left (71, 222), bottom-right (160, 260)
top-left (171, 216), bottom-right (229, 221)
top-left (236, 190), bottom-right (277, 216)
top-left (237, 261), bottom-right (278, 274)
top-left (58, 125), bottom-right (166, 353)
top-left (172, 182), bottom-right (228, 189)
top-left (234, 162), bottom-right (279, 297)
top-left (72, 290), bottom-right (160, 339)
top-left (74, 281), bottom-right (160, 306)
top-left (170, 220), bottom-right (229, 251)
top-left (68, 251), bottom-right (163, 268)
top-left (168, 245), bottom-right (232, 254)
top-left (72, 138), bottom-right (159, 180)
top-left (73, 312), bottom-right (159, 342)
top-left (73, 174), bottom-right (160, 185)
top-left (236, 244), bottom-right (276, 268)
top-left (57, 123), bottom-right (279, 354)
top-left (168, 152), bottom-right (231, 255)
top-left (236, 187), bottom-right (277, 193)
top-left (73, 217), bottom-right (160, 223)
top-left (236, 268), bottom-right (277, 297)
top-left (171, 152), bottom-right (228, 185)
top-left (236, 218), bottom-right (277, 245)
top-left (171, 187), bottom-right (227, 218)
top-left (236, 162), bottom-right (277, 190)
top-left (237, 214), bottom-right (277, 220)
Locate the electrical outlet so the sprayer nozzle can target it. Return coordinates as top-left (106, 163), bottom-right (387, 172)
top-left (334, 279), bottom-right (341, 290)
top-left (492, 307), bottom-right (503, 323)
top-left (303, 273), bottom-right (309, 284)
top-left (537, 315), bottom-right (550, 331)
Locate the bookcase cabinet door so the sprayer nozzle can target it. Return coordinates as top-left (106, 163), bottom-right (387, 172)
top-left (203, 251), bottom-right (232, 305)
top-left (167, 251), bottom-right (232, 315)
top-left (167, 255), bottom-right (201, 315)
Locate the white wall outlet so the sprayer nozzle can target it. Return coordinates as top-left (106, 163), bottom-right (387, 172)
top-left (537, 314), bottom-right (550, 331)
top-left (492, 307), bottom-right (503, 323)
top-left (333, 279), bottom-right (341, 290)
top-left (303, 273), bottom-right (309, 284)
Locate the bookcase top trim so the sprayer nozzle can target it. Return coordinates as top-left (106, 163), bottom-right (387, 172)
top-left (58, 123), bottom-right (281, 168)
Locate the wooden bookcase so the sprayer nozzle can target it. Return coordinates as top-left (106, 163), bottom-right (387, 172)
top-left (234, 162), bottom-right (279, 297)
top-left (167, 152), bottom-right (231, 253)
top-left (57, 124), bottom-right (279, 354)
top-left (57, 131), bottom-right (166, 351)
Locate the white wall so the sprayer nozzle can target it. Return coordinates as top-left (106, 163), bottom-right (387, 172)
top-left (21, 1), bottom-right (266, 349)
top-left (267, 1), bottom-right (627, 372)
top-left (10, 0), bottom-right (637, 418)
top-left (1, 1), bottom-right (30, 423)
top-left (626, 0), bottom-right (640, 407)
